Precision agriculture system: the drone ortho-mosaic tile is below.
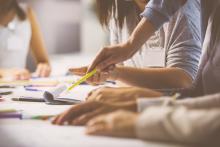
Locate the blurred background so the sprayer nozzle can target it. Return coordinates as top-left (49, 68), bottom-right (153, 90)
top-left (18, 0), bottom-right (109, 75)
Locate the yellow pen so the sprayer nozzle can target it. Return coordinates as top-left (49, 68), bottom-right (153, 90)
top-left (66, 69), bottom-right (97, 92)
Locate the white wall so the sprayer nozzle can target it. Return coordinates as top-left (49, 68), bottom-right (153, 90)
top-left (80, 0), bottom-right (108, 54)
top-left (19, 0), bottom-right (108, 55)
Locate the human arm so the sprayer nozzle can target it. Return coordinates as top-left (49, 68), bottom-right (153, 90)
top-left (111, 66), bottom-right (192, 89)
top-left (27, 7), bottom-right (51, 77)
top-left (88, 0), bottom-right (187, 73)
top-left (70, 66), bottom-right (192, 89)
top-left (0, 68), bottom-right (30, 80)
top-left (87, 107), bottom-right (220, 145)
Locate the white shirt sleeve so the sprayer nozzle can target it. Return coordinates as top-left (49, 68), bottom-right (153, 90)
top-left (137, 97), bottom-right (172, 112)
top-left (135, 106), bottom-right (220, 145)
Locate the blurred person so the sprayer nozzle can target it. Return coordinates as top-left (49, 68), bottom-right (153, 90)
top-left (0, 0), bottom-right (51, 80)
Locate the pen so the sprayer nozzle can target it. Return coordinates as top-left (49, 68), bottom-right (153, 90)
top-left (12, 97), bottom-right (45, 102)
top-left (24, 87), bottom-right (43, 92)
top-left (0, 86), bottom-right (15, 88)
top-left (66, 69), bottom-right (97, 92)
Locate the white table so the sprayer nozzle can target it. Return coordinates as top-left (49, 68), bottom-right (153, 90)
top-left (0, 54), bottom-right (185, 147)
top-left (0, 99), bottom-right (185, 147)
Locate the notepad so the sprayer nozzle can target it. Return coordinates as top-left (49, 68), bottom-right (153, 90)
top-left (43, 84), bottom-right (99, 105)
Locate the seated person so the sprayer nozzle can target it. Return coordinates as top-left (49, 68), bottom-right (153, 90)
top-left (0, 0), bottom-right (51, 80)
top-left (70, 0), bottom-right (201, 89)
top-left (53, 1), bottom-right (220, 145)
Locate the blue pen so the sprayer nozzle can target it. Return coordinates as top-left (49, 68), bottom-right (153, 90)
top-left (24, 87), bottom-right (43, 92)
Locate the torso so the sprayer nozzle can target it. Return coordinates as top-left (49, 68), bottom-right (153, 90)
top-left (0, 4), bottom-right (31, 69)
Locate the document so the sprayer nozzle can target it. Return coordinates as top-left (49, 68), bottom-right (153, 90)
top-left (44, 84), bottom-right (99, 105)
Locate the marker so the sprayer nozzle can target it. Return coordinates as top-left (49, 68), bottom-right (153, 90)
top-left (0, 113), bottom-right (22, 119)
top-left (66, 69), bottom-right (97, 93)
top-left (23, 115), bottom-right (55, 120)
top-left (0, 109), bottom-right (18, 113)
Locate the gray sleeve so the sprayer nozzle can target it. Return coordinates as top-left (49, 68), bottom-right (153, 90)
top-left (136, 106), bottom-right (220, 145)
top-left (165, 1), bottom-right (201, 80)
top-left (141, 0), bottom-right (186, 29)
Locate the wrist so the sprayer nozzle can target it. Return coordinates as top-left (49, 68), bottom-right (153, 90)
top-left (109, 66), bottom-right (120, 81)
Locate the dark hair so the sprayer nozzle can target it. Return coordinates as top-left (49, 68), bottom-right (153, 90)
top-left (0, 0), bottom-right (26, 21)
top-left (95, 0), bottom-right (139, 29)
top-left (14, 1), bottom-right (27, 21)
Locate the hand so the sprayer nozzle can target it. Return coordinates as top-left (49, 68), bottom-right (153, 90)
top-left (34, 63), bottom-right (51, 77)
top-left (14, 69), bottom-right (31, 80)
top-left (87, 44), bottom-right (135, 73)
top-left (52, 101), bottom-right (136, 126)
top-left (0, 68), bottom-right (31, 80)
top-left (86, 110), bottom-right (138, 138)
top-left (86, 87), bottom-right (162, 102)
top-left (69, 65), bottom-right (115, 85)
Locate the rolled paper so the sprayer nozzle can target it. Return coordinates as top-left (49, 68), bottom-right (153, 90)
top-left (43, 84), bottom-right (67, 104)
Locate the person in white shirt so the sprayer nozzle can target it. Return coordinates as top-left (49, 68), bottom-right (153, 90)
top-left (0, 0), bottom-right (51, 80)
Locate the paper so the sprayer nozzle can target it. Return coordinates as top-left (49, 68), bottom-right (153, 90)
top-left (44, 84), bottom-right (99, 104)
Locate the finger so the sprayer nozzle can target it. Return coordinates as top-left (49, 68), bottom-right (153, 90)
top-left (87, 116), bottom-right (107, 127)
top-left (97, 57), bottom-right (115, 71)
top-left (20, 71), bottom-right (30, 80)
top-left (69, 67), bottom-right (87, 76)
top-left (39, 65), bottom-right (46, 77)
top-left (56, 102), bottom-right (101, 125)
top-left (35, 64), bottom-right (43, 77)
top-left (87, 48), bottom-right (108, 73)
top-left (14, 74), bottom-right (21, 80)
top-left (51, 115), bottom-right (61, 124)
top-left (71, 108), bottom-right (106, 126)
top-left (86, 124), bottom-right (109, 136)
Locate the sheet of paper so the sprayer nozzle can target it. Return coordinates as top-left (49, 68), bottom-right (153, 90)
top-left (56, 85), bottom-right (99, 102)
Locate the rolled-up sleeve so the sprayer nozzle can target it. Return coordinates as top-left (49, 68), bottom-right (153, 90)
top-left (141, 0), bottom-right (186, 29)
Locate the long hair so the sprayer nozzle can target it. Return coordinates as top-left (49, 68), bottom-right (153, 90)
top-left (95, 0), bottom-right (138, 29)
top-left (0, 0), bottom-right (26, 21)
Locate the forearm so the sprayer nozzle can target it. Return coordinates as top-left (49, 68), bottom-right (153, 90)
top-left (28, 8), bottom-right (50, 65)
top-left (122, 18), bottom-right (156, 58)
top-left (135, 106), bottom-right (220, 145)
top-left (112, 66), bottom-right (192, 89)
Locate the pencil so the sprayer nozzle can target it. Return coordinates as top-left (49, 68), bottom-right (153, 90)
top-left (66, 69), bottom-right (97, 92)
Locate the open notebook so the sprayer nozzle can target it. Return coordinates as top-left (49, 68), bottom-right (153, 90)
top-left (43, 84), bottom-right (99, 105)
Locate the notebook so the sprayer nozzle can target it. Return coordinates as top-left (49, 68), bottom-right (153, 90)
top-left (43, 84), bottom-right (99, 105)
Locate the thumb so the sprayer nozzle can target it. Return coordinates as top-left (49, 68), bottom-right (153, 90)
top-left (69, 66), bottom-right (88, 76)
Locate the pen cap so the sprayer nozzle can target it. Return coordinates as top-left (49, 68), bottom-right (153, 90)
top-left (43, 84), bottom-right (67, 103)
